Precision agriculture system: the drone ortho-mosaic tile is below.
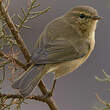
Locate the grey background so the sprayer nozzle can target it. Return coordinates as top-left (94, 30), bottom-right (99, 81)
top-left (1, 0), bottom-right (110, 110)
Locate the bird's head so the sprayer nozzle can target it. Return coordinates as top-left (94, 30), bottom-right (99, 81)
top-left (64, 5), bottom-right (102, 35)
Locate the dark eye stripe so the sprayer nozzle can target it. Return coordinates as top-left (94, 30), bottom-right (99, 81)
top-left (79, 14), bottom-right (86, 19)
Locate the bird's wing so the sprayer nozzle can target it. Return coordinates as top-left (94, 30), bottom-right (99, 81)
top-left (31, 17), bottom-right (90, 64)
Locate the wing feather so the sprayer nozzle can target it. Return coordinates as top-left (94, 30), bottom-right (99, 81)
top-left (31, 17), bottom-right (90, 64)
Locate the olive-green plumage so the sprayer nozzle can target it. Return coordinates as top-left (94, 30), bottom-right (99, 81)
top-left (12, 5), bottom-right (101, 97)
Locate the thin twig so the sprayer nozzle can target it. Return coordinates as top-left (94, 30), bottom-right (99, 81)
top-left (0, 51), bottom-right (26, 69)
top-left (0, 92), bottom-right (58, 110)
top-left (17, 0), bottom-right (38, 30)
top-left (0, 59), bottom-right (10, 68)
top-left (0, 1), bottom-right (59, 110)
top-left (96, 93), bottom-right (110, 109)
top-left (38, 81), bottom-right (58, 110)
top-left (0, 2), bottom-right (31, 62)
top-left (0, 93), bottom-right (48, 103)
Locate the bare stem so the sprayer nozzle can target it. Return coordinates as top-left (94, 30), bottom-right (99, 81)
top-left (0, 1), bottom-right (59, 110)
top-left (0, 93), bottom-right (47, 103)
top-left (0, 51), bottom-right (26, 69)
top-left (96, 93), bottom-right (110, 109)
top-left (38, 81), bottom-right (58, 110)
top-left (0, 2), bottom-right (30, 62)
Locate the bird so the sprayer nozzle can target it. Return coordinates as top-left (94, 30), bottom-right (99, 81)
top-left (12, 5), bottom-right (101, 97)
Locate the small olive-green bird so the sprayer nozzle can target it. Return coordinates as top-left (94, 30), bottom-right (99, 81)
top-left (12, 5), bottom-right (101, 97)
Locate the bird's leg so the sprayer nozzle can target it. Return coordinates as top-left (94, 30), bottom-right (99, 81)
top-left (44, 79), bottom-right (56, 98)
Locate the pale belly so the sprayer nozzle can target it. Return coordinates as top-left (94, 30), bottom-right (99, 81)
top-left (47, 53), bottom-right (90, 79)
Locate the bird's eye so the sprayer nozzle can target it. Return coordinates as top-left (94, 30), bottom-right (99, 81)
top-left (79, 14), bottom-right (86, 19)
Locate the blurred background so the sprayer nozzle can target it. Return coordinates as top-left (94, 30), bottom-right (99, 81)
top-left (1, 0), bottom-right (110, 110)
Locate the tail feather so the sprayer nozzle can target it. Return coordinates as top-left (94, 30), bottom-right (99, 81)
top-left (20, 77), bottom-right (40, 97)
top-left (12, 64), bottom-right (45, 97)
top-left (12, 64), bottom-right (35, 89)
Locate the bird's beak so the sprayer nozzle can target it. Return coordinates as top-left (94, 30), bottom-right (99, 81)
top-left (91, 16), bottom-right (102, 20)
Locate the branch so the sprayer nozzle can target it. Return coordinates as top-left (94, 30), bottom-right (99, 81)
top-left (17, 0), bottom-right (40, 30)
top-left (38, 81), bottom-right (58, 110)
top-left (17, 0), bottom-right (50, 30)
top-left (0, 93), bottom-right (48, 103)
top-left (96, 93), bottom-right (110, 109)
top-left (0, 55), bottom-right (59, 110)
top-left (0, 92), bottom-right (58, 110)
top-left (0, 51), bottom-right (26, 69)
top-left (0, 2), bottom-right (30, 62)
top-left (0, 1), bottom-right (59, 110)
top-left (0, 51), bottom-right (5, 57)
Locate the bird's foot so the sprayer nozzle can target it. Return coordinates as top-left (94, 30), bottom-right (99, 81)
top-left (44, 79), bottom-right (56, 98)
top-left (44, 91), bottom-right (53, 98)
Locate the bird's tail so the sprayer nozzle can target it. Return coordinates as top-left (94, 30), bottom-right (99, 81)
top-left (12, 64), bottom-right (46, 97)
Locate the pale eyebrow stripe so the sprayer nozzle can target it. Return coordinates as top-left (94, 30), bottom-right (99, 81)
top-left (72, 11), bottom-right (90, 16)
